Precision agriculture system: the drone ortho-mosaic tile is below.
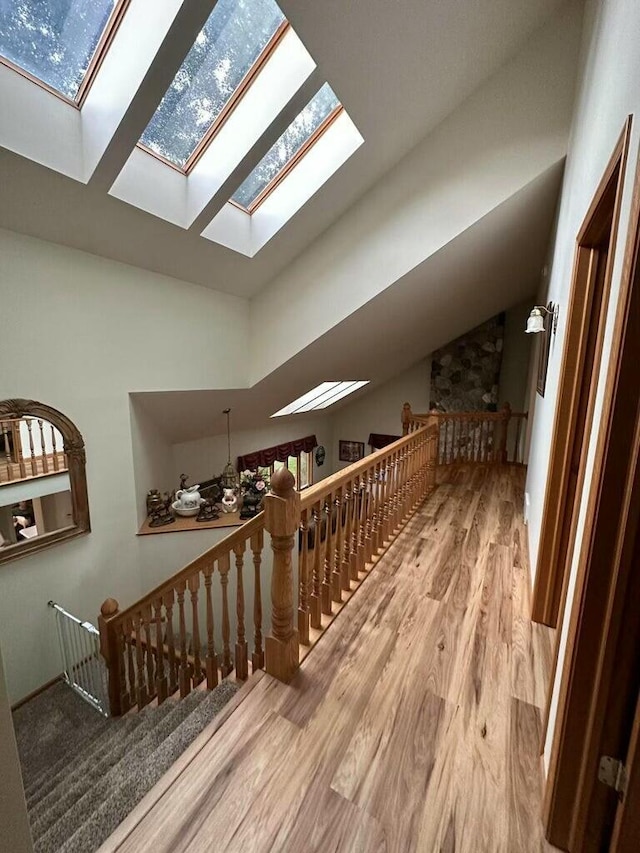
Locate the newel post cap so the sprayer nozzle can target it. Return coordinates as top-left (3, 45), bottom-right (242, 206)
top-left (264, 469), bottom-right (300, 537)
top-left (100, 598), bottom-right (120, 618)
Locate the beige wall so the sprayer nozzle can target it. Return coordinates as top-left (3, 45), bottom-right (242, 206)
top-left (0, 642), bottom-right (33, 853)
top-left (524, 0), bottom-right (640, 768)
top-left (0, 229), bottom-right (248, 702)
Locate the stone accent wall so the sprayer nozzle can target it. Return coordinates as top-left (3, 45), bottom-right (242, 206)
top-left (430, 314), bottom-right (505, 412)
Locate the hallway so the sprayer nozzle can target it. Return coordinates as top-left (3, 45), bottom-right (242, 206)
top-left (102, 466), bottom-right (557, 852)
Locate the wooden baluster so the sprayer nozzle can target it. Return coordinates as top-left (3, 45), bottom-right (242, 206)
top-left (322, 496), bottom-right (333, 614)
top-left (25, 419), bottom-right (37, 476)
top-left (378, 461), bottom-right (388, 548)
top-left (164, 589), bottom-right (178, 694)
top-left (36, 419), bottom-right (49, 473)
top-left (310, 503), bottom-right (323, 628)
top-left (202, 564), bottom-right (218, 688)
top-left (349, 479), bottom-right (360, 581)
top-left (251, 530), bottom-right (265, 671)
top-left (134, 612), bottom-right (147, 708)
top-left (176, 581), bottom-right (191, 697)
top-left (51, 424), bottom-right (60, 471)
top-left (264, 468), bottom-right (300, 683)
top-left (332, 489), bottom-right (343, 601)
top-left (124, 617), bottom-right (135, 707)
top-left (153, 597), bottom-right (168, 703)
top-left (401, 402), bottom-right (412, 436)
top-left (341, 481), bottom-right (353, 587)
top-left (370, 463), bottom-right (380, 554)
top-left (364, 469), bottom-right (375, 565)
top-left (188, 574), bottom-right (204, 686)
top-left (499, 402), bottom-right (512, 463)
top-left (1, 422), bottom-right (9, 466)
top-left (218, 553), bottom-right (233, 678)
top-left (143, 606), bottom-right (155, 699)
top-left (233, 543), bottom-right (249, 680)
top-left (298, 510), bottom-right (311, 645)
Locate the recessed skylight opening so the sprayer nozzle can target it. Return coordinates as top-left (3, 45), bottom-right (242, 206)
top-left (232, 82), bottom-right (341, 212)
top-left (0, 0), bottom-right (129, 104)
top-left (139, 0), bottom-right (287, 171)
top-left (272, 381), bottom-right (370, 417)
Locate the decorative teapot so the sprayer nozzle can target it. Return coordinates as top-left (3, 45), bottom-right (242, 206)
top-left (172, 484), bottom-right (204, 517)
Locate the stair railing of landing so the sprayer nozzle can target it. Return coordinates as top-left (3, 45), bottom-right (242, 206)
top-left (48, 600), bottom-right (110, 716)
top-left (97, 409), bottom-right (440, 715)
top-left (404, 402), bottom-right (528, 467)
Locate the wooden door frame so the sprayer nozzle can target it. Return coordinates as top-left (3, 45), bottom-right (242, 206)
top-left (531, 118), bottom-right (632, 629)
top-left (544, 126), bottom-right (640, 850)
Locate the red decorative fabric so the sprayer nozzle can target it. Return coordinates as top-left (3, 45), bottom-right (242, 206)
top-left (238, 435), bottom-right (318, 471)
top-left (368, 433), bottom-right (401, 450)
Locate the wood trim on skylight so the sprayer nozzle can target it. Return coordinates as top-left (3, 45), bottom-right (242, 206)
top-left (0, 0), bottom-right (131, 109)
top-left (230, 103), bottom-right (344, 215)
top-left (135, 19), bottom-right (291, 176)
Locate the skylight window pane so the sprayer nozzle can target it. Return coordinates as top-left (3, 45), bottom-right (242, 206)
top-left (0, 0), bottom-right (119, 100)
top-left (140, 0), bottom-right (285, 169)
top-left (232, 82), bottom-right (340, 209)
top-left (272, 381), bottom-right (369, 417)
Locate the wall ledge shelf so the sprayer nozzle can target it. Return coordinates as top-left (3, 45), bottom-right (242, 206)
top-left (137, 511), bottom-right (245, 536)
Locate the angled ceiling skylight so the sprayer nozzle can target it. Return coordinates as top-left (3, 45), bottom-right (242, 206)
top-left (232, 83), bottom-right (341, 212)
top-left (0, 0), bottom-right (127, 103)
top-left (272, 381), bottom-right (370, 417)
top-left (139, 0), bottom-right (287, 171)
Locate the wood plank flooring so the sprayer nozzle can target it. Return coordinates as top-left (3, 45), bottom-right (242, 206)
top-left (101, 465), bottom-right (557, 853)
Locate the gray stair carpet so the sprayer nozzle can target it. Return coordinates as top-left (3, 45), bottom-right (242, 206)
top-left (15, 680), bottom-right (239, 853)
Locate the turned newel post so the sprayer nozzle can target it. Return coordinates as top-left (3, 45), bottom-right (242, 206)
top-left (264, 468), bottom-right (301, 683)
top-left (498, 402), bottom-right (512, 463)
top-left (98, 597), bottom-right (122, 717)
top-left (402, 402), bottom-right (413, 436)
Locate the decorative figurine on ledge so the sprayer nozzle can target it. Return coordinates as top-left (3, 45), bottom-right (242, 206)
top-left (196, 497), bottom-right (220, 523)
top-left (239, 469), bottom-right (268, 519)
top-left (148, 491), bottom-right (175, 527)
top-left (221, 487), bottom-right (238, 514)
top-left (172, 477), bottom-right (205, 517)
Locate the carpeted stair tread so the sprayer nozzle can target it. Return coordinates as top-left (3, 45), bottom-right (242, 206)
top-left (33, 691), bottom-right (211, 851)
top-left (29, 700), bottom-right (178, 836)
top-left (26, 712), bottom-right (149, 807)
top-left (54, 681), bottom-right (240, 853)
top-left (14, 682), bottom-right (111, 791)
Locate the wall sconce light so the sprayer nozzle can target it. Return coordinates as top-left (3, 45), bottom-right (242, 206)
top-left (526, 302), bottom-right (559, 335)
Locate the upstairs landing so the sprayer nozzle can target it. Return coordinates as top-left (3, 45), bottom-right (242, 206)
top-left (102, 465), bottom-right (557, 853)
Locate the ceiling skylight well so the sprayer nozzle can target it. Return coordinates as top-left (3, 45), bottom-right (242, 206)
top-left (0, 0), bottom-right (126, 102)
top-left (232, 83), bottom-right (341, 211)
top-left (272, 381), bottom-right (370, 417)
top-left (139, 0), bottom-right (287, 170)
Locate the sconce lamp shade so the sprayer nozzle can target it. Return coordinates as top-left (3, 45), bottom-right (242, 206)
top-left (526, 307), bottom-right (546, 334)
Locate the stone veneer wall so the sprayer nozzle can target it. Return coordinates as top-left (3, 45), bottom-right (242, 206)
top-left (430, 314), bottom-right (505, 411)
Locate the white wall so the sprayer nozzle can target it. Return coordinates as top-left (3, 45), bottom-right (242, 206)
top-left (0, 642), bottom-right (32, 853)
top-left (0, 229), bottom-right (249, 702)
top-left (523, 0), bottom-right (640, 768)
top-left (250, 2), bottom-right (583, 386)
top-left (330, 359), bottom-right (431, 472)
top-left (498, 302), bottom-right (534, 413)
top-left (171, 414), bottom-right (333, 488)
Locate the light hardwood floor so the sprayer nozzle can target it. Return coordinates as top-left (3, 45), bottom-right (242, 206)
top-left (102, 465), bottom-right (557, 853)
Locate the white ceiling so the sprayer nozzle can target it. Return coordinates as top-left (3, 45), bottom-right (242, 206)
top-left (134, 160), bottom-right (564, 443)
top-left (0, 0), bottom-right (571, 299)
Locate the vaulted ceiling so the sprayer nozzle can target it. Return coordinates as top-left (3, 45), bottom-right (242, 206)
top-left (0, 0), bottom-right (573, 298)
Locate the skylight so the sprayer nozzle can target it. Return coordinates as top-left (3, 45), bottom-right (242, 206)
top-left (232, 83), bottom-right (341, 211)
top-left (0, 0), bottom-right (126, 102)
top-left (272, 381), bottom-right (370, 417)
top-left (139, 0), bottom-right (286, 170)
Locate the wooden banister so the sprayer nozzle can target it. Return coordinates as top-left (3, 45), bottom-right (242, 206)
top-left (97, 416), bottom-right (439, 715)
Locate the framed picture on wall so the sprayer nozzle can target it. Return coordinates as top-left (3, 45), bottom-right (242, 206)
top-left (339, 440), bottom-right (365, 462)
top-left (536, 302), bottom-right (553, 397)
